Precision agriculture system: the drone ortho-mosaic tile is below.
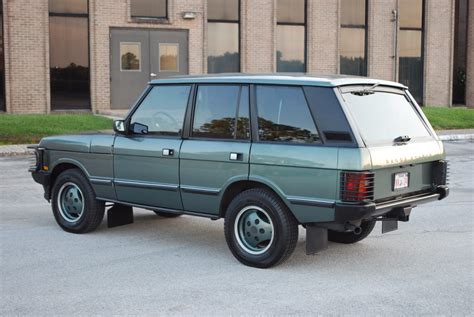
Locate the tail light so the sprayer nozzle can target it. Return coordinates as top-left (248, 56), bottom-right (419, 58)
top-left (340, 171), bottom-right (375, 202)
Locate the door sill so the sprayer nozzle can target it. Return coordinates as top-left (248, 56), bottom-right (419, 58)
top-left (96, 197), bottom-right (220, 220)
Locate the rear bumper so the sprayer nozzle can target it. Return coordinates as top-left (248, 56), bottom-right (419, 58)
top-left (335, 185), bottom-right (449, 222)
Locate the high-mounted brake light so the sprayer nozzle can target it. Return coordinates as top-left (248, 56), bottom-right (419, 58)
top-left (340, 171), bottom-right (375, 202)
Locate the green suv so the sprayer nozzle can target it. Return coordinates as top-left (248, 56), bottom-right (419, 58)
top-left (30, 75), bottom-right (449, 268)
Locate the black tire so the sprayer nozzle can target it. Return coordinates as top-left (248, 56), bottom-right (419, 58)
top-left (153, 211), bottom-right (182, 218)
top-left (328, 220), bottom-right (376, 244)
top-left (224, 188), bottom-right (298, 268)
top-left (51, 168), bottom-right (105, 233)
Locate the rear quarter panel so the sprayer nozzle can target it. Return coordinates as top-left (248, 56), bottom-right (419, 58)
top-left (250, 143), bottom-right (339, 223)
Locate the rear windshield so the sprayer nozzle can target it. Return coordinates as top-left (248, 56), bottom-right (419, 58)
top-left (343, 90), bottom-right (431, 145)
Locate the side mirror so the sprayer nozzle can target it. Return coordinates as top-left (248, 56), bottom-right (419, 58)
top-left (131, 122), bottom-right (149, 134)
top-left (113, 120), bottom-right (126, 134)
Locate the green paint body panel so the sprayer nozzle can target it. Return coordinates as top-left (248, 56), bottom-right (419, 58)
top-left (113, 135), bottom-right (183, 209)
top-left (249, 143), bottom-right (339, 223)
top-left (180, 140), bottom-right (250, 214)
top-left (35, 75), bottom-right (446, 225)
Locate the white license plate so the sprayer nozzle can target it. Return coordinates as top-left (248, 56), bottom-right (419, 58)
top-left (394, 172), bottom-right (409, 190)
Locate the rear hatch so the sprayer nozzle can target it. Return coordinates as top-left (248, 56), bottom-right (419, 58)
top-left (339, 85), bottom-right (445, 202)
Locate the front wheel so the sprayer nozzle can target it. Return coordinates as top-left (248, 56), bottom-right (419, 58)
top-left (328, 220), bottom-right (376, 244)
top-left (224, 188), bottom-right (298, 268)
top-left (51, 169), bottom-right (105, 233)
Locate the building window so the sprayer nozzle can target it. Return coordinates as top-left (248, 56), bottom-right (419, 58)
top-left (452, 0), bottom-right (468, 105)
top-left (398, 0), bottom-right (424, 104)
top-left (159, 43), bottom-right (179, 72)
top-left (120, 42), bottom-right (141, 71)
top-left (340, 0), bottom-right (368, 76)
top-left (207, 0), bottom-right (240, 73)
top-left (131, 0), bottom-right (167, 19)
top-left (0, 0), bottom-right (5, 111)
top-left (49, 0), bottom-right (90, 110)
top-left (276, 0), bottom-right (306, 72)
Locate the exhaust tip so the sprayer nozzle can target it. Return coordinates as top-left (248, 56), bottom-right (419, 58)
top-left (353, 226), bottom-right (362, 235)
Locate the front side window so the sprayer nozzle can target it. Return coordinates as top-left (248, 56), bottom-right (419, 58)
top-left (192, 85), bottom-right (249, 139)
top-left (207, 0), bottom-right (240, 73)
top-left (130, 85), bottom-right (190, 136)
top-left (256, 86), bottom-right (319, 143)
top-left (340, 0), bottom-right (368, 76)
top-left (131, 0), bottom-right (167, 19)
top-left (276, 0), bottom-right (306, 72)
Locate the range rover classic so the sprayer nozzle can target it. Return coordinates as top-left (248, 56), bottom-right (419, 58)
top-left (29, 75), bottom-right (449, 268)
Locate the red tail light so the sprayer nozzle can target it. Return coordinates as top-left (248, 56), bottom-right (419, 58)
top-left (340, 172), bottom-right (375, 202)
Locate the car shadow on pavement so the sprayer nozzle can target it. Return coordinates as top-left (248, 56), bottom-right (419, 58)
top-left (91, 209), bottom-right (389, 270)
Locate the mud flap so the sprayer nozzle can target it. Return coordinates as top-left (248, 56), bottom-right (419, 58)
top-left (306, 225), bottom-right (328, 255)
top-left (107, 204), bottom-right (134, 228)
top-left (382, 219), bottom-right (398, 233)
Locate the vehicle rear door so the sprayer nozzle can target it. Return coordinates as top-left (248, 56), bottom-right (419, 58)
top-left (179, 84), bottom-right (251, 215)
top-left (113, 84), bottom-right (191, 209)
top-left (339, 86), bottom-right (445, 201)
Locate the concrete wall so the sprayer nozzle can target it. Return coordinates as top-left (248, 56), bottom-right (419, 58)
top-left (3, 0), bottom-right (49, 113)
top-left (424, 0), bottom-right (455, 107)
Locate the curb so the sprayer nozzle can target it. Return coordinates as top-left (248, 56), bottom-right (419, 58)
top-left (438, 134), bottom-right (474, 141)
top-left (0, 145), bottom-right (32, 157)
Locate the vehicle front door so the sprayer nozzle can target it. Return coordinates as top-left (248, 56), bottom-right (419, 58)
top-left (180, 85), bottom-right (251, 215)
top-left (113, 84), bottom-right (191, 210)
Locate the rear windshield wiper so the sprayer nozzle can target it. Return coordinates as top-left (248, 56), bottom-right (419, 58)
top-left (394, 135), bottom-right (411, 143)
top-left (350, 83), bottom-right (380, 96)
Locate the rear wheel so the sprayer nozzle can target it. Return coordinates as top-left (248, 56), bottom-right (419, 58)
top-left (153, 211), bottom-right (182, 218)
top-left (328, 220), bottom-right (376, 244)
top-left (224, 188), bottom-right (298, 268)
top-left (51, 169), bottom-right (105, 233)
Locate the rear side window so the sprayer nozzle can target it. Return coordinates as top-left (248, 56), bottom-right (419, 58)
top-left (192, 85), bottom-right (250, 139)
top-left (256, 85), bottom-right (320, 143)
top-left (130, 85), bottom-right (190, 136)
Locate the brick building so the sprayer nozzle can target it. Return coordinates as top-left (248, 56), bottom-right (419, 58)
top-left (0, 0), bottom-right (472, 114)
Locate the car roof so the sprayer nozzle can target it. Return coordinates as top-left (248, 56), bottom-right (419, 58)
top-left (149, 73), bottom-right (407, 89)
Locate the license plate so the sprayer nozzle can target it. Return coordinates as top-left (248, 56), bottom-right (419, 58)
top-left (394, 172), bottom-right (409, 190)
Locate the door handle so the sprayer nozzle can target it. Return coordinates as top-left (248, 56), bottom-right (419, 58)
top-left (150, 73), bottom-right (157, 77)
top-left (162, 148), bottom-right (174, 156)
top-left (229, 152), bottom-right (243, 161)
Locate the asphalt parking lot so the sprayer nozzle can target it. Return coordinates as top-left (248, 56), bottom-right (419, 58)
top-left (1, 141), bottom-right (473, 315)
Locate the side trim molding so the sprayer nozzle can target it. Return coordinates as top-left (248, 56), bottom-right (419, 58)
top-left (180, 185), bottom-right (220, 195)
top-left (287, 196), bottom-right (335, 208)
top-left (90, 177), bottom-right (113, 185)
top-left (114, 179), bottom-right (179, 191)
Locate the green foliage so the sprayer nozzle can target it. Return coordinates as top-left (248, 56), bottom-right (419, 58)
top-left (0, 114), bottom-right (113, 145)
top-left (422, 107), bottom-right (474, 130)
